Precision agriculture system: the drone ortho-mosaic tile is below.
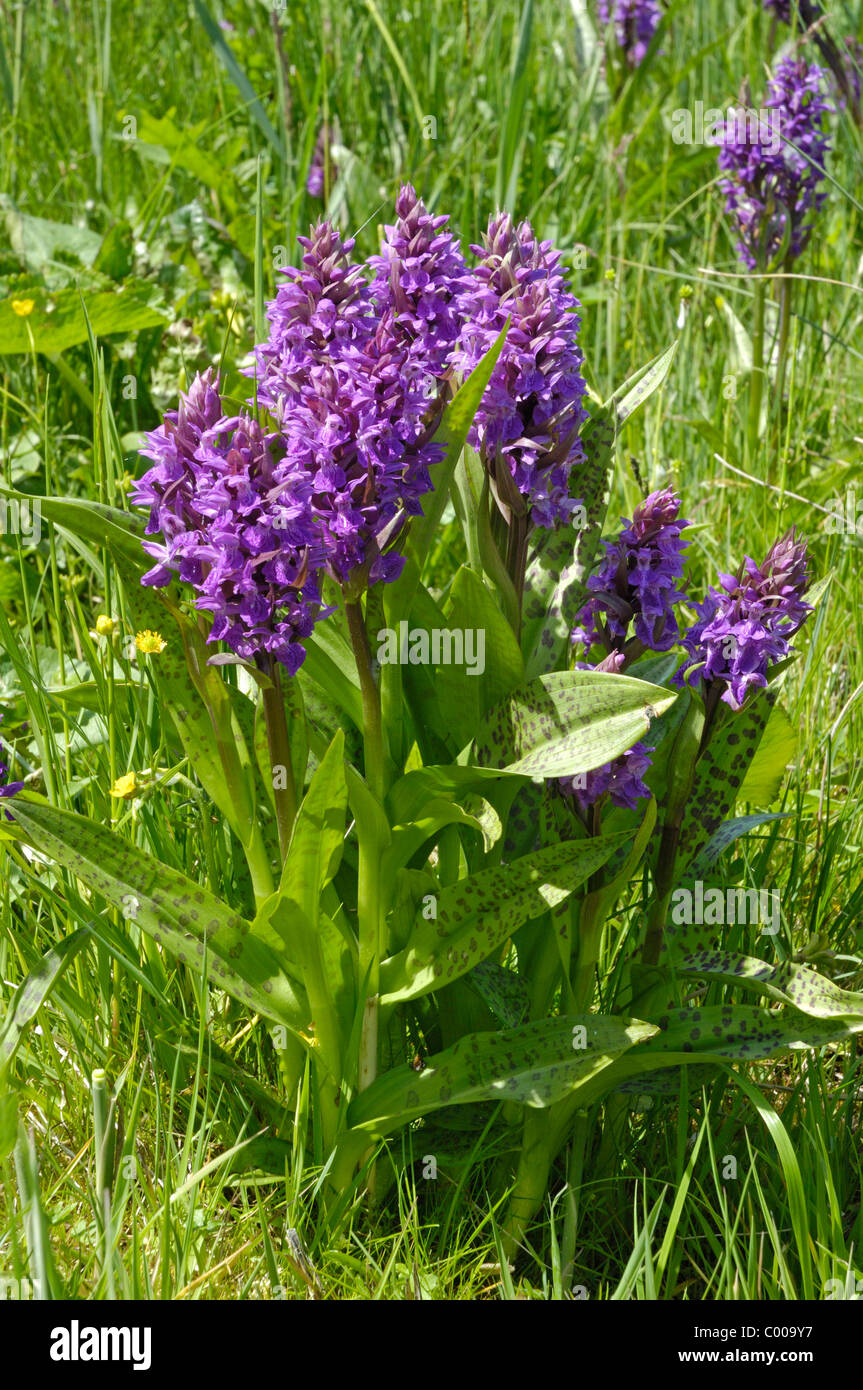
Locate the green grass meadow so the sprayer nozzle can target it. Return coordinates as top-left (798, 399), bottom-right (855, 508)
top-left (1, 0), bottom-right (863, 1303)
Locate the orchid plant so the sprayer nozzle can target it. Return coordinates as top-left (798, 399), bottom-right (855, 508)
top-left (3, 186), bottom-right (862, 1258)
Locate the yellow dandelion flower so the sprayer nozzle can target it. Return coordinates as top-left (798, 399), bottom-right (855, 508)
top-left (95, 615), bottom-right (117, 637)
top-left (11, 298), bottom-right (35, 317)
top-left (109, 772), bottom-right (138, 799)
top-left (135, 629), bottom-right (166, 654)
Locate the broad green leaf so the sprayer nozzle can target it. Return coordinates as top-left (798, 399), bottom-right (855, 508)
top-left (0, 283), bottom-right (169, 354)
top-left (467, 959), bottom-right (529, 1028)
top-left (380, 831), bottom-right (632, 1004)
top-left (475, 670), bottom-right (678, 778)
top-left (737, 704), bottom-right (797, 804)
top-left (387, 764), bottom-right (521, 826)
top-left (347, 1014), bottom-right (658, 1134)
top-left (5, 794), bottom-right (308, 1030)
top-left (435, 565), bottom-right (525, 748)
top-left (672, 689), bottom-right (776, 879)
top-left (572, 1004), bottom-right (863, 1110)
top-left (674, 950), bottom-right (863, 1019)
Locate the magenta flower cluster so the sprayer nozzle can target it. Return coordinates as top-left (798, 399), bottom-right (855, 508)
top-left (134, 187), bottom-right (588, 672)
top-left (718, 57), bottom-right (832, 269)
top-left (679, 529), bottom-right (811, 710)
top-left (449, 213), bottom-right (588, 529)
top-left (572, 488), bottom-right (690, 657)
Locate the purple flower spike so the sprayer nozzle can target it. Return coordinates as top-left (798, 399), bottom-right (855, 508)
top-left (597, 0), bottom-right (663, 69)
top-left (572, 488), bottom-right (690, 656)
top-left (131, 370), bottom-right (327, 674)
top-left (718, 57), bottom-right (832, 269)
top-left (369, 183), bottom-right (469, 378)
top-left (678, 528), bottom-right (812, 710)
top-left (249, 211), bottom-right (450, 590)
top-left (450, 212), bottom-right (588, 530)
top-left (560, 740), bottom-right (654, 814)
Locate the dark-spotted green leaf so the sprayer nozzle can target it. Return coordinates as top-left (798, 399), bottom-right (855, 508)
top-left (672, 689), bottom-right (776, 878)
top-left (475, 670), bottom-right (678, 779)
top-left (522, 403), bottom-right (614, 678)
top-left (687, 812), bottom-right (790, 878)
top-left (675, 951), bottom-right (863, 1019)
top-left (737, 704), bottom-right (797, 804)
top-left (347, 1014), bottom-right (657, 1135)
top-left (380, 830), bottom-right (632, 1004)
top-left (5, 794), bottom-right (308, 1031)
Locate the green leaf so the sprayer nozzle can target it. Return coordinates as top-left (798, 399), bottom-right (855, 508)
top-left (674, 950), bottom-right (863, 1019)
top-left (467, 959), bottom-right (529, 1028)
top-left (0, 283), bottom-right (169, 354)
top-left (5, 794), bottom-right (308, 1030)
top-left (347, 1014), bottom-right (658, 1135)
top-left (673, 689), bottom-right (776, 879)
top-left (737, 704), bottom-right (796, 804)
top-left (0, 929), bottom-right (91, 1075)
top-left (522, 402), bottom-right (615, 678)
top-left (687, 812), bottom-right (790, 878)
top-left (380, 831), bottom-right (632, 1003)
top-left (475, 670), bottom-right (678, 778)
top-left (433, 565), bottom-right (525, 748)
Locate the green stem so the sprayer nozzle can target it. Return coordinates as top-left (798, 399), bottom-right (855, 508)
top-left (259, 655), bottom-right (297, 865)
top-left (747, 277), bottom-right (766, 467)
top-left (345, 596), bottom-right (385, 1098)
top-left (773, 266), bottom-right (793, 436)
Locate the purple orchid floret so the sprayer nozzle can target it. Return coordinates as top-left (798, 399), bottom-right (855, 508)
top-left (597, 0), bottom-right (663, 68)
top-left (0, 715), bottom-right (24, 819)
top-left (450, 212), bottom-right (588, 530)
top-left (678, 528), bottom-right (812, 710)
top-left (306, 125), bottom-right (336, 199)
top-left (560, 740), bottom-right (654, 814)
top-left (572, 488), bottom-right (690, 656)
top-left (131, 370), bottom-right (327, 674)
top-left (369, 183), bottom-right (469, 379)
top-left (718, 57), bottom-right (832, 269)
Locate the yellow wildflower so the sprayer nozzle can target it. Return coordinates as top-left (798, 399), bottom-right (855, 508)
top-left (135, 629), bottom-right (166, 654)
top-left (95, 615), bottom-right (117, 637)
top-left (110, 772), bottom-right (138, 799)
top-left (11, 298), bottom-right (35, 317)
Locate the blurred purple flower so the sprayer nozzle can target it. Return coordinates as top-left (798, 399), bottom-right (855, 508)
top-left (572, 487), bottom-right (690, 656)
top-left (450, 212), bottom-right (588, 530)
top-left (718, 57), bottom-right (832, 269)
top-left (597, 0), bottom-right (663, 68)
top-left (678, 528), bottom-right (812, 710)
top-left (306, 125), bottom-right (337, 199)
